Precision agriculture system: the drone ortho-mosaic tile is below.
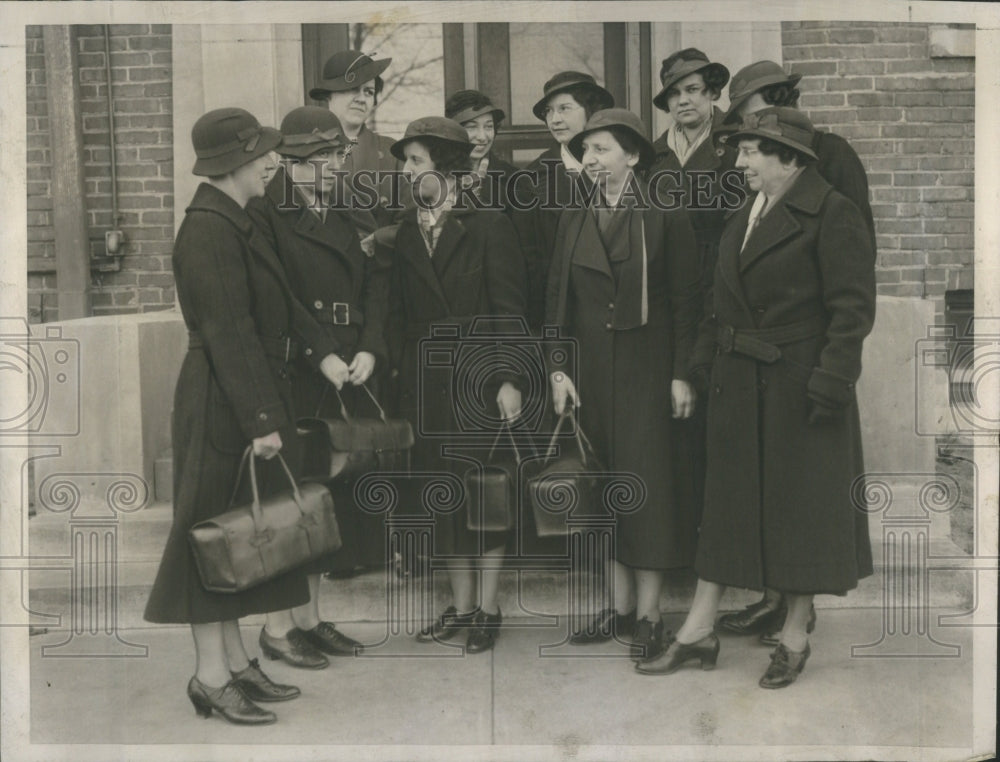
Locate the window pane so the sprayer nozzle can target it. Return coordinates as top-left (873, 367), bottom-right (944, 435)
top-left (508, 23), bottom-right (605, 125)
top-left (354, 23), bottom-right (445, 140)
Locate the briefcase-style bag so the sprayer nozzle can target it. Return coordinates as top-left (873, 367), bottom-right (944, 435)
top-left (527, 409), bottom-right (601, 537)
top-left (188, 447), bottom-right (341, 593)
top-left (299, 383), bottom-right (414, 483)
top-left (464, 420), bottom-right (528, 532)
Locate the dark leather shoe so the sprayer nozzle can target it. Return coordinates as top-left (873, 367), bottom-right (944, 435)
top-left (717, 598), bottom-right (785, 636)
top-left (759, 642), bottom-right (811, 688)
top-left (259, 627), bottom-right (329, 670)
top-left (300, 622), bottom-right (364, 656)
top-left (630, 617), bottom-right (668, 662)
top-left (466, 608), bottom-right (502, 654)
top-left (187, 676), bottom-right (276, 725)
top-left (635, 633), bottom-right (720, 675)
top-left (230, 658), bottom-right (300, 702)
top-left (570, 608), bottom-right (637, 645)
top-left (759, 604), bottom-right (817, 647)
top-left (416, 606), bottom-right (478, 643)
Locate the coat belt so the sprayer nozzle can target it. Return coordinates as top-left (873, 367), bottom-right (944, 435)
top-left (313, 302), bottom-right (364, 328)
top-left (715, 315), bottom-right (828, 363)
top-left (402, 315), bottom-right (476, 339)
top-left (188, 330), bottom-right (298, 363)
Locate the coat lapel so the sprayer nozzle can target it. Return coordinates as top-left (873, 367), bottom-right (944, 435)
top-left (397, 214), bottom-right (449, 310)
top-left (717, 202), bottom-right (753, 317)
top-left (428, 212), bottom-right (467, 281)
top-left (569, 209), bottom-right (613, 279)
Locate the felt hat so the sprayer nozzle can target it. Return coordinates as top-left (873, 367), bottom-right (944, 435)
top-left (309, 50), bottom-right (392, 100)
top-left (721, 106), bottom-right (818, 160)
top-left (531, 71), bottom-right (614, 121)
top-left (567, 107), bottom-right (655, 167)
top-left (191, 107), bottom-right (281, 176)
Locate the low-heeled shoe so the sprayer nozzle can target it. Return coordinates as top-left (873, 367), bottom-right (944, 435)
top-left (259, 627), bottom-right (329, 670)
top-left (635, 632), bottom-right (720, 675)
top-left (630, 617), bottom-right (668, 662)
top-left (758, 604), bottom-right (817, 647)
top-left (230, 658), bottom-right (300, 702)
top-left (759, 642), bottom-right (811, 689)
top-left (300, 621), bottom-right (364, 656)
top-left (466, 608), bottom-right (502, 653)
top-left (187, 676), bottom-right (276, 725)
top-left (570, 608), bottom-right (637, 645)
top-left (717, 599), bottom-right (785, 636)
top-left (416, 606), bottom-right (479, 643)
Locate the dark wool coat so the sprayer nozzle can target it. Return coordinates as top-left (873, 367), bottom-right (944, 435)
top-left (386, 206), bottom-right (527, 555)
top-left (546, 197), bottom-right (702, 570)
top-left (691, 166), bottom-right (876, 594)
top-left (516, 145), bottom-right (595, 329)
top-left (812, 130), bottom-right (876, 247)
top-left (144, 183), bottom-right (339, 624)
top-left (344, 124), bottom-right (404, 231)
top-left (247, 167), bottom-right (392, 571)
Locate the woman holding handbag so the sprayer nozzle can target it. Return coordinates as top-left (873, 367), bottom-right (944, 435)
top-left (385, 116), bottom-right (527, 653)
top-left (545, 109), bottom-right (702, 665)
top-left (246, 106), bottom-right (390, 669)
top-left (144, 108), bottom-right (348, 724)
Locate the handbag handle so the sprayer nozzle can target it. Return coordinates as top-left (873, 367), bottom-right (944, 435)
top-left (486, 418), bottom-right (522, 465)
top-left (231, 445), bottom-right (307, 535)
top-left (542, 406), bottom-right (590, 466)
top-left (316, 381), bottom-right (388, 424)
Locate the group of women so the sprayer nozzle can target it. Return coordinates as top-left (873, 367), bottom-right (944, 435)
top-left (145, 46), bottom-right (877, 726)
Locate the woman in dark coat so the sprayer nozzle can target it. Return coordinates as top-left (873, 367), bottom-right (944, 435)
top-left (637, 108), bottom-right (876, 688)
top-left (519, 72), bottom-right (614, 329)
top-left (144, 108), bottom-right (346, 724)
top-left (546, 109), bottom-right (701, 666)
top-left (386, 116), bottom-right (527, 653)
top-left (246, 107), bottom-right (390, 668)
top-left (648, 47), bottom-right (741, 536)
top-left (714, 59), bottom-right (876, 645)
top-left (445, 89), bottom-right (518, 214)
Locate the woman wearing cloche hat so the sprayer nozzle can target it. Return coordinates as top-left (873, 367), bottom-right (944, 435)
top-left (638, 107), bottom-right (876, 688)
top-left (546, 108), bottom-right (702, 668)
top-left (518, 71), bottom-right (615, 329)
top-left (384, 116), bottom-right (527, 655)
top-left (713, 60), bottom-right (876, 647)
top-left (144, 107), bottom-right (351, 724)
top-left (246, 106), bottom-right (391, 669)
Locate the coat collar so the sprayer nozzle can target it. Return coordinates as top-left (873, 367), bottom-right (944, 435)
top-left (652, 107), bottom-right (729, 170)
top-left (187, 183), bottom-right (253, 235)
top-left (738, 165), bottom-right (831, 272)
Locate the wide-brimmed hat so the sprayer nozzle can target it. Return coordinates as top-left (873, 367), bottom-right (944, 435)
top-left (276, 106), bottom-right (348, 159)
top-left (723, 60), bottom-right (802, 124)
top-left (390, 116), bottom-right (473, 162)
top-left (191, 107), bottom-right (282, 177)
top-left (531, 71), bottom-right (614, 121)
top-left (446, 90), bottom-right (506, 128)
top-left (567, 108), bottom-right (655, 167)
top-left (721, 107), bottom-right (818, 160)
top-left (309, 50), bottom-right (392, 100)
top-left (653, 49), bottom-right (730, 112)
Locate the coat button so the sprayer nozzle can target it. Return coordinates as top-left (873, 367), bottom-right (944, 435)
top-left (314, 300), bottom-right (323, 309)
top-left (608, 302), bottom-right (614, 309)
top-left (714, 385), bottom-right (722, 395)
top-left (381, 196), bottom-right (390, 205)
top-left (258, 412), bottom-right (268, 421)
top-left (606, 322), bottom-right (613, 329)
top-left (305, 348), bottom-right (313, 357)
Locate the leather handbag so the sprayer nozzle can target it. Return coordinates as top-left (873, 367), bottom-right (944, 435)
top-left (464, 420), bottom-right (525, 532)
top-left (188, 447), bottom-right (341, 593)
top-left (527, 410), bottom-right (601, 537)
top-left (299, 383), bottom-right (414, 483)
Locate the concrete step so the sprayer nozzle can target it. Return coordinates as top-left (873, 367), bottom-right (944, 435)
top-left (26, 501), bottom-right (974, 632)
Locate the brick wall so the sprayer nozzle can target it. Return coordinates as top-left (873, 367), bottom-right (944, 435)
top-left (781, 21), bottom-right (975, 301)
top-left (26, 24), bottom-right (174, 323)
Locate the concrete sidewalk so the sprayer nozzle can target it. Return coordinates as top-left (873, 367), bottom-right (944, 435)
top-left (29, 608), bottom-right (974, 752)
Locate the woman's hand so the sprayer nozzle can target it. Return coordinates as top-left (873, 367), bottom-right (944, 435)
top-left (496, 381), bottom-right (522, 421)
top-left (671, 379), bottom-right (696, 419)
top-left (252, 431), bottom-right (282, 459)
top-left (550, 371), bottom-right (580, 416)
top-left (320, 353), bottom-right (351, 390)
top-left (348, 351), bottom-right (376, 385)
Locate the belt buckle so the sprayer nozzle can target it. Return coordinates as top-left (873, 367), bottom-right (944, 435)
top-left (719, 325), bottom-right (736, 353)
top-left (332, 302), bottom-right (350, 326)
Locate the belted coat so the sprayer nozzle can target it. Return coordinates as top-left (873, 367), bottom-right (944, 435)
top-left (144, 183), bottom-right (338, 624)
top-left (691, 166), bottom-right (876, 594)
top-left (247, 167), bottom-right (392, 570)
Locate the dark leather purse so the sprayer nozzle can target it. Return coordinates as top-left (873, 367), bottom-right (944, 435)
top-left (464, 420), bottom-right (526, 532)
top-left (188, 447), bottom-right (341, 593)
top-left (527, 409), bottom-right (601, 537)
top-left (298, 383), bottom-right (414, 483)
